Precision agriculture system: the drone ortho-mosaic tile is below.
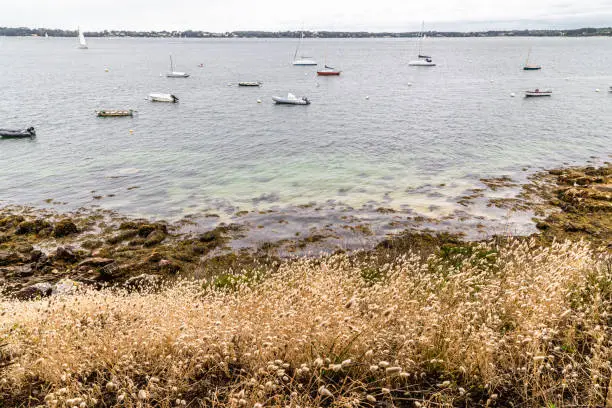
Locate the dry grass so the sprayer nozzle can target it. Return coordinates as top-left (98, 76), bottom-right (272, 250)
top-left (1, 239), bottom-right (611, 407)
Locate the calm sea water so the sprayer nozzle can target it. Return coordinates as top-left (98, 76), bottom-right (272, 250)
top-left (0, 36), bottom-right (610, 220)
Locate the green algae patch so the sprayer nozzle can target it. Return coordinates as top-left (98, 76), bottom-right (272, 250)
top-left (53, 219), bottom-right (79, 238)
top-left (531, 164), bottom-right (611, 249)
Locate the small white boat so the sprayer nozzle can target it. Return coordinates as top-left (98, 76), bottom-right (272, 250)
top-left (408, 58), bottom-right (436, 66)
top-left (238, 81), bottom-right (262, 87)
top-left (77, 27), bottom-right (88, 49)
top-left (166, 55), bottom-right (189, 78)
top-left (272, 93), bottom-right (310, 105)
top-left (293, 58), bottom-right (318, 66)
top-left (608, 85), bottom-right (612, 93)
top-left (292, 32), bottom-right (317, 66)
top-left (409, 22), bottom-right (435, 67)
top-left (149, 93), bottom-right (179, 103)
top-left (525, 89), bottom-right (552, 97)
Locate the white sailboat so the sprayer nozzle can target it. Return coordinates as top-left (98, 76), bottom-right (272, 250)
top-left (166, 55), bottom-right (190, 78)
top-left (408, 22), bottom-right (435, 66)
top-left (45, 32), bottom-right (49, 38)
top-left (77, 27), bottom-right (88, 49)
top-left (292, 32), bottom-right (317, 66)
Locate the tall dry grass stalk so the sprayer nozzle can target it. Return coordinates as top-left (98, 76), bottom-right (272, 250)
top-left (0, 239), bottom-right (610, 407)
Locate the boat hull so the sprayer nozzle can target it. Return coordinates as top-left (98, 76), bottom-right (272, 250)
top-left (524, 91), bottom-right (552, 97)
top-left (272, 96), bottom-right (310, 105)
top-left (408, 60), bottom-right (436, 66)
top-left (292, 60), bottom-right (317, 66)
top-left (523, 66), bottom-right (542, 71)
top-left (96, 110), bottom-right (134, 117)
top-left (166, 72), bottom-right (189, 78)
top-left (238, 82), bottom-right (262, 87)
top-left (149, 93), bottom-right (178, 102)
top-left (0, 127), bottom-right (36, 138)
top-left (317, 71), bottom-right (341, 76)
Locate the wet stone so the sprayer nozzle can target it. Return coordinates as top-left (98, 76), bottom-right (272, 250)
top-left (15, 283), bottom-right (53, 300)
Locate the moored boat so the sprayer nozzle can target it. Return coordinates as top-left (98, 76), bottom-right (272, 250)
top-left (0, 127), bottom-right (36, 138)
top-left (524, 89), bottom-right (552, 97)
top-left (523, 47), bottom-right (541, 70)
top-left (409, 22), bottom-right (435, 67)
top-left (238, 81), bottom-right (262, 87)
top-left (149, 93), bottom-right (179, 102)
top-left (317, 65), bottom-right (341, 76)
top-left (292, 32), bottom-right (317, 66)
top-left (96, 110), bottom-right (134, 117)
top-left (272, 93), bottom-right (310, 105)
top-left (166, 55), bottom-right (189, 78)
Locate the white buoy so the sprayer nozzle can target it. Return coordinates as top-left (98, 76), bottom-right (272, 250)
top-left (365, 96), bottom-right (370, 100)
top-left (595, 88), bottom-right (601, 92)
top-left (407, 82), bottom-right (412, 86)
top-left (129, 129), bottom-right (134, 134)
top-left (104, 68), bottom-right (109, 72)
top-left (510, 92), bottom-right (516, 97)
top-left (257, 99), bottom-right (262, 103)
top-left (227, 83), bottom-right (232, 87)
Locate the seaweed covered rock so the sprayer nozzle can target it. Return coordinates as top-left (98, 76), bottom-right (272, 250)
top-left (15, 219), bottom-right (51, 235)
top-left (0, 250), bottom-right (24, 266)
top-left (53, 219), bottom-right (79, 238)
top-left (53, 246), bottom-right (77, 263)
top-left (144, 230), bottom-right (166, 247)
top-left (78, 257), bottom-right (115, 268)
top-left (137, 223), bottom-right (167, 238)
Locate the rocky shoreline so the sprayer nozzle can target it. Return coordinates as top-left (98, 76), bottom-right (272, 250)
top-left (1, 163), bottom-right (610, 299)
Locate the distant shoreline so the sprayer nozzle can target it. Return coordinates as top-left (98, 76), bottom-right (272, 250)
top-left (1, 26), bottom-right (611, 38)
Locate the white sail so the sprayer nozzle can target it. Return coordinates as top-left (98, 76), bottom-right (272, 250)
top-left (78, 27), bottom-right (88, 49)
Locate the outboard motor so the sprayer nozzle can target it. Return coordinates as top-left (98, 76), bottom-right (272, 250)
top-left (27, 127), bottom-right (36, 136)
top-left (171, 95), bottom-right (179, 103)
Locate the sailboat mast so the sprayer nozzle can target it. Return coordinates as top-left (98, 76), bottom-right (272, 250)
top-left (293, 32), bottom-right (303, 61)
top-left (525, 47), bottom-right (532, 65)
top-left (418, 21), bottom-right (424, 56)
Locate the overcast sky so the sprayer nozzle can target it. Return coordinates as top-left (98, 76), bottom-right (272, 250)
top-left (1, 0), bottom-right (611, 32)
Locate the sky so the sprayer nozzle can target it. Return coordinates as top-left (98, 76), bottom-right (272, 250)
top-left (1, 0), bottom-right (611, 32)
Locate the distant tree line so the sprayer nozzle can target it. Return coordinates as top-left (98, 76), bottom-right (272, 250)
top-left (1, 26), bottom-right (611, 38)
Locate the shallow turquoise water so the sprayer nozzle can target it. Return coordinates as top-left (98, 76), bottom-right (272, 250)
top-left (0, 36), bottom-right (610, 220)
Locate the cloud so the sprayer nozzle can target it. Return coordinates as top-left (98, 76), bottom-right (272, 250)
top-left (0, 0), bottom-right (610, 31)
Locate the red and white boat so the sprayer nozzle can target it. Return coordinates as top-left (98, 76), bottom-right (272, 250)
top-left (317, 65), bottom-right (341, 76)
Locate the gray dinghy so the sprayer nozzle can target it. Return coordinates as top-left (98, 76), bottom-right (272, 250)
top-left (0, 127), bottom-right (36, 138)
